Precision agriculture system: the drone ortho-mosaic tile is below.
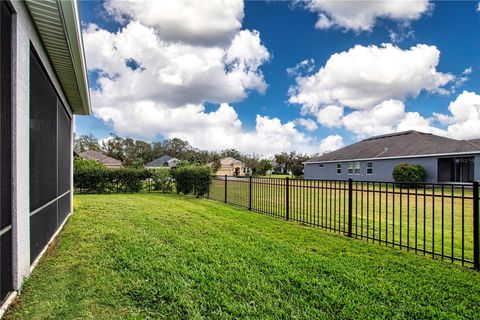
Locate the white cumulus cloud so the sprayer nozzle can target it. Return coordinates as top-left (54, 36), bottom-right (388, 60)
top-left (286, 58), bottom-right (316, 76)
top-left (295, 118), bottom-right (318, 131)
top-left (319, 135), bottom-right (344, 153)
top-left (305, 0), bottom-right (432, 32)
top-left (104, 0), bottom-right (244, 46)
top-left (434, 91), bottom-right (480, 140)
top-left (342, 99), bottom-right (445, 139)
top-left (289, 43), bottom-right (454, 113)
top-left (82, 0), bottom-right (320, 155)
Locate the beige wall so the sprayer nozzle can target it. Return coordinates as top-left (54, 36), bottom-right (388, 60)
top-left (216, 165), bottom-right (247, 177)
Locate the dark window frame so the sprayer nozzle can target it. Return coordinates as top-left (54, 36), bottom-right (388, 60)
top-left (366, 161), bottom-right (373, 175)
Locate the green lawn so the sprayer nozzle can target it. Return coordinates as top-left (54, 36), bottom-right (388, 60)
top-left (209, 178), bottom-right (478, 263)
top-left (6, 193), bottom-right (480, 319)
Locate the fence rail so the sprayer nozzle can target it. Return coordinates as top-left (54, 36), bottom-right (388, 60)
top-left (208, 175), bottom-right (480, 269)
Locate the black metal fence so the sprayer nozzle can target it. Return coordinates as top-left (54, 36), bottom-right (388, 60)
top-left (208, 175), bottom-right (480, 269)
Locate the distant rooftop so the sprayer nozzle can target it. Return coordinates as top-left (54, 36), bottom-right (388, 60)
top-left (307, 130), bottom-right (480, 163)
top-left (145, 155), bottom-right (177, 167)
top-left (79, 150), bottom-right (122, 166)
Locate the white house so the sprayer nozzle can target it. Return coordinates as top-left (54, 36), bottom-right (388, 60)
top-left (0, 0), bottom-right (90, 312)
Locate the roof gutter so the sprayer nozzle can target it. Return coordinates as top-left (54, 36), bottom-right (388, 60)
top-left (26, 0), bottom-right (91, 115)
top-left (305, 150), bottom-right (480, 165)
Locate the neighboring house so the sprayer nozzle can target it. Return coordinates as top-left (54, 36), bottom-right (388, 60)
top-left (145, 155), bottom-right (180, 169)
top-left (79, 150), bottom-right (123, 169)
top-left (304, 131), bottom-right (480, 183)
top-left (0, 0), bottom-right (90, 311)
top-left (216, 157), bottom-right (249, 177)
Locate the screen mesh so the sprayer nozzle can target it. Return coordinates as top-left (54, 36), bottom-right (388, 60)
top-left (29, 48), bottom-right (72, 265)
top-left (29, 51), bottom-right (57, 212)
top-left (0, 1), bottom-right (13, 303)
top-left (57, 192), bottom-right (71, 226)
top-left (30, 202), bottom-right (57, 262)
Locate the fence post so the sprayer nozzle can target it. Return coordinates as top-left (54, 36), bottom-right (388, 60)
top-left (248, 175), bottom-right (252, 210)
top-left (286, 177), bottom-right (289, 221)
top-left (224, 174), bottom-right (228, 203)
top-left (348, 178), bottom-right (353, 237)
top-left (474, 180), bottom-right (479, 270)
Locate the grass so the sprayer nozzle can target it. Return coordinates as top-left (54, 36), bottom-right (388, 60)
top-left (209, 178), bottom-right (478, 263)
top-left (256, 174), bottom-right (291, 178)
top-left (5, 194), bottom-right (480, 319)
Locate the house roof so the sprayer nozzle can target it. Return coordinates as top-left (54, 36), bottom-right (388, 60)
top-left (470, 139), bottom-right (480, 147)
top-left (307, 130), bottom-right (480, 163)
top-left (25, 0), bottom-right (91, 115)
top-left (145, 155), bottom-right (177, 167)
top-left (79, 150), bottom-right (122, 166)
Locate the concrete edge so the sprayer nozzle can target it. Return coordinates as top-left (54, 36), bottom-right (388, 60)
top-left (0, 292), bottom-right (17, 319)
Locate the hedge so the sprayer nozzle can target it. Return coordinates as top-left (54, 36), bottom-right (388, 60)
top-left (74, 163), bottom-right (211, 196)
top-left (392, 163), bottom-right (427, 187)
top-left (74, 167), bottom-right (152, 194)
top-left (171, 165), bottom-right (212, 197)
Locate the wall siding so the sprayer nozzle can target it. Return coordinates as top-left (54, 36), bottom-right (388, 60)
top-left (475, 155), bottom-right (480, 181)
top-left (304, 157), bottom-right (439, 182)
top-left (7, 0), bottom-right (74, 301)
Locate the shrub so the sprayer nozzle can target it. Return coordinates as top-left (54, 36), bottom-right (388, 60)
top-left (172, 165), bottom-right (212, 197)
top-left (74, 157), bottom-right (106, 171)
top-left (292, 165), bottom-right (304, 178)
top-left (112, 168), bottom-right (152, 193)
top-left (257, 159), bottom-right (273, 176)
top-left (74, 167), bottom-right (111, 193)
top-left (74, 166), bottom-right (153, 194)
top-left (152, 168), bottom-right (174, 193)
top-left (392, 163), bottom-right (427, 186)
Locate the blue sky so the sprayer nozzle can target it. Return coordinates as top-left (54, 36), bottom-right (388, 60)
top-left (76, 1), bottom-right (480, 155)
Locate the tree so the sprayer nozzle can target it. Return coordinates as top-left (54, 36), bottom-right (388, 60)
top-left (73, 157), bottom-right (106, 172)
top-left (103, 134), bottom-right (125, 162)
top-left (257, 159), bottom-right (273, 175)
top-left (219, 149), bottom-right (243, 161)
top-left (273, 152), bottom-right (290, 174)
top-left (243, 154), bottom-right (260, 175)
top-left (212, 159), bottom-right (221, 174)
top-left (74, 134), bottom-right (101, 153)
top-left (162, 138), bottom-right (193, 159)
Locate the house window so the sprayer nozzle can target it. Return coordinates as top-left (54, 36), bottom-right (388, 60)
top-left (336, 163), bottom-right (341, 174)
top-left (348, 162), bottom-right (353, 175)
top-left (354, 161), bottom-right (360, 175)
top-left (366, 161), bottom-right (373, 175)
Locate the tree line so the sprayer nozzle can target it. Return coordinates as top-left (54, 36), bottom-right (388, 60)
top-left (74, 133), bottom-right (318, 176)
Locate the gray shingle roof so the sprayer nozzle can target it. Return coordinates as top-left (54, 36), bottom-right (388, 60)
top-left (79, 150), bottom-right (122, 166)
top-left (470, 139), bottom-right (480, 147)
top-left (146, 155), bottom-right (176, 167)
top-left (307, 131), bottom-right (480, 163)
